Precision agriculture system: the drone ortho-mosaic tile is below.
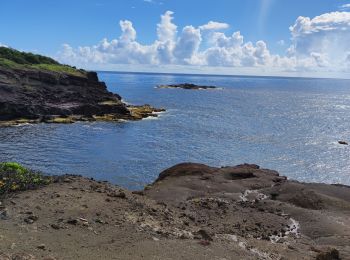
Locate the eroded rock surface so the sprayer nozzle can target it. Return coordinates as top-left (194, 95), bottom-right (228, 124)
top-left (0, 163), bottom-right (349, 259)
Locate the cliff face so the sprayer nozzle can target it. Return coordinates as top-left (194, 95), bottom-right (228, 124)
top-left (0, 67), bottom-right (131, 122)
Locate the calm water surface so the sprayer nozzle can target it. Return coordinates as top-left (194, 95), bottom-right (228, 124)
top-left (1, 72), bottom-right (350, 189)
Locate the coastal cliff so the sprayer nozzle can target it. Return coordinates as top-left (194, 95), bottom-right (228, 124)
top-left (0, 47), bottom-right (164, 125)
top-left (0, 163), bottom-right (349, 259)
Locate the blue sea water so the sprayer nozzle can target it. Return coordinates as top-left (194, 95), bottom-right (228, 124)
top-left (1, 72), bottom-right (350, 190)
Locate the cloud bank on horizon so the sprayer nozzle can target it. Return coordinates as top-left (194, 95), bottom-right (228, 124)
top-left (58, 10), bottom-right (350, 76)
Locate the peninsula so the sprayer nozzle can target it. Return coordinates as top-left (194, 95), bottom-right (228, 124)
top-left (0, 47), bottom-right (164, 126)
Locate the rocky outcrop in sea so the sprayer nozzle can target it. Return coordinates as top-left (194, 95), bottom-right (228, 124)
top-left (156, 83), bottom-right (220, 90)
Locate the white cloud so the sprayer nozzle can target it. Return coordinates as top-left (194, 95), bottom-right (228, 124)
top-left (143, 0), bottom-right (163, 5)
top-left (199, 21), bottom-right (229, 31)
top-left (119, 20), bottom-right (137, 42)
top-left (57, 10), bottom-right (350, 77)
top-left (288, 12), bottom-right (350, 70)
top-left (157, 11), bottom-right (177, 42)
top-left (211, 31), bottom-right (244, 48)
top-left (174, 26), bottom-right (202, 64)
top-left (340, 4), bottom-right (350, 10)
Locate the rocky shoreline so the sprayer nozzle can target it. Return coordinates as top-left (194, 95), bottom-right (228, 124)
top-left (0, 163), bottom-right (349, 259)
top-left (0, 66), bottom-right (164, 126)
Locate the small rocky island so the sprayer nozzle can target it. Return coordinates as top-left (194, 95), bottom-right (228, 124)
top-left (0, 162), bottom-right (349, 259)
top-left (0, 47), bottom-right (164, 126)
top-left (157, 83), bottom-right (220, 90)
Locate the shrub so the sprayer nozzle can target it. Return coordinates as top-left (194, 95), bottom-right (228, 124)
top-left (0, 47), bottom-right (59, 65)
top-left (0, 162), bottom-right (52, 199)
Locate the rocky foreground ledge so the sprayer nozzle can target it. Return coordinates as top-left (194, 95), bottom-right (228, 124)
top-left (0, 163), bottom-right (349, 259)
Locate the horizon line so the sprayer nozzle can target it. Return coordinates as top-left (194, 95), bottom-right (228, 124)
top-left (94, 69), bottom-right (350, 81)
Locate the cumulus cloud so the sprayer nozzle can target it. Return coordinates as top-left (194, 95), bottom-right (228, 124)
top-left (119, 20), bottom-right (137, 42)
top-left (288, 11), bottom-right (350, 70)
top-left (199, 21), bottom-right (229, 31)
top-left (57, 10), bottom-right (350, 75)
top-left (157, 11), bottom-right (177, 42)
top-left (340, 4), bottom-right (350, 10)
top-left (174, 26), bottom-right (202, 64)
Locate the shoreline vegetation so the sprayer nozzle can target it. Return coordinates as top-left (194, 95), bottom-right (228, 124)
top-left (0, 162), bottom-right (349, 259)
top-left (0, 47), bottom-right (85, 77)
top-left (0, 47), bottom-right (165, 126)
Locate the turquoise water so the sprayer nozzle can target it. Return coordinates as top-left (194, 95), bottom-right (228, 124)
top-left (1, 72), bottom-right (350, 189)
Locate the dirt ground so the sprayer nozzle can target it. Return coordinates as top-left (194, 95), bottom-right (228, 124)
top-left (0, 163), bottom-right (349, 259)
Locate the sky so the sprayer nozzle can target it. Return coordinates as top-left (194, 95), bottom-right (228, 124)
top-left (1, 0), bottom-right (350, 78)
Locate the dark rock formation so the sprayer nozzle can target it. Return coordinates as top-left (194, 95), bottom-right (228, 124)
top-left (0, 67), bottom-right (164, 125)
top-left (144, 163), bottom-right (350, 259)
top-left (157, 83), bottom-right (219, 90)
top-left (338, 141), bottom-right (348, 145)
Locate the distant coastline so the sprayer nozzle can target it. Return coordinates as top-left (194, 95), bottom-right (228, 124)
top-left (96, 69), bottom-right (350, 81)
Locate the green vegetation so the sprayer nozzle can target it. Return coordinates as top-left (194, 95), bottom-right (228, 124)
top-left (0, 47), bottom-right (86, 77)
top-left (0, 162), bottom-right (52, 199)
top-left (32, 64), bottom-right (86, 77)
top-left (0, 47), bottom-right (59, 65)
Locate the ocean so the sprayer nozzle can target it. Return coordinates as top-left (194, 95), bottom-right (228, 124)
top-left (1, 72), bottom-right (350, 190)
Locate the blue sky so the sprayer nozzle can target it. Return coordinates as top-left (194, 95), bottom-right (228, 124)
top-left (1, 0), bottom-right (350, 77)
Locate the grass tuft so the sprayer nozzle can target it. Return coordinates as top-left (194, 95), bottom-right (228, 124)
top-left (0, 47), bottom-right (87, 77)
top-left (0, 162), bottom-right (52, 199)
